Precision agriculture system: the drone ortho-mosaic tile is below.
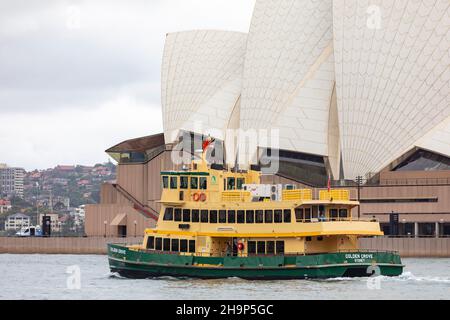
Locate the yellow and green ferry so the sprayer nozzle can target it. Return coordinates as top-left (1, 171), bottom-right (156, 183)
top-left (107, 151), bottom-right (403, 279)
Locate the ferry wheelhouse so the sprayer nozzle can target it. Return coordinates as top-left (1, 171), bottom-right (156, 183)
top-left (108, 150), bottom-right (403, 279)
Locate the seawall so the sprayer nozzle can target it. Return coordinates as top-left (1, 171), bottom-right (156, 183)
top-left (0, 237), bottom-right (449, 257)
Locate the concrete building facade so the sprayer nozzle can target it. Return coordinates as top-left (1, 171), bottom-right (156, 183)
top-left (0, 164), bottom-right (25, 198)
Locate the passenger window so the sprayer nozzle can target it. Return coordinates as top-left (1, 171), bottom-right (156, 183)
top-left (188, 240), bottom-right (196, 253)
top-left (191, 209), bottom-right (200, 222)
top-left (155, 237), bottom-right (162, 250)
top-left (295, 208), bottom-right (304, 222)
top-left (209, 210), bottom-right (218, 223)
top-left (274, 210), bottom-right (283, 223)
top-left (146, 236), bottom-right (155, 249)
top-left (163, 238), bottom-right (170, 251)
top-left (275, 241), bottom-right (284, 254)
top-left (339, 209), bottom-right (348, 219)
top-left (255, 210), bottom-right (264, 223)
top-left (162, 176), bottom-right (169, 189)
top-left (236, 178), bottom-right (245, 190)
top-left (248, 241), bottom-right (256, 255)
top-left (237, 210), bottom-right (245, 223)
top-left (199, 177), bottom-right (207, 190)
top-left (170, 176), bottom-right (178, 189)
top-left (264, 210), bottom-right (273, 223)
top-left (180, 176), bottom-right (188, 189)
top-left (163, 207), bottom-right (173, 221)
top-left (257, 241), bottom-right (266, 255)
top-left (227, 210), bottom-right (236, 223)
top-left (174, 208), bottom-right (182, 222)
top-left (182, 209), bottom-right (191, 222)
top-left (219, 210), bottom-right (227, 223)
top-left (330, 209), bottom-right (338, 221)
top-left (246, 210), bottom-right (255, 223)
top-left (180, 239), bottom-right (188, 252)
top-left (283, 209), bottom-right (291, 223)
top-left (304, 208), bottom-right (311, 222)
top-left (267, 241), bottom-right (275, 255)
top-left (227, 177), bottom-right (236, 190)
top-left (171, 239), bottom-right (179, 252)
top-left (200, 210), bottom-right (209, 223)
top-left (190, 177), bottom-right (198, 189)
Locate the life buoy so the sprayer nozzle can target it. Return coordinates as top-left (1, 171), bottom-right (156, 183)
top-left (199, 193), bottom-right (207, 202)
top-left (237, 242), bottom-right (244, 251)
top-left (193, 193), bottom-right (200, 202)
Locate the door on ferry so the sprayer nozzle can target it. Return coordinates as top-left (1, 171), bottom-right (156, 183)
top-left (232, 238), bottom-right (238, 257)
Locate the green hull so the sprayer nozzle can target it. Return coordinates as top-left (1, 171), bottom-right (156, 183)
top-left (107, 244), bottom-right (404, 280)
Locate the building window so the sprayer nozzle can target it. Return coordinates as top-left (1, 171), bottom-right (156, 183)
top-left (199, 177), bottom-right (207, 190)
top-left (257, 241), bottom-right (266, 255)
top-left (255, 210), bottom-right (264, 223)
top-left (237, 210), bottom-right (245, 224)
top-left (236, 178), bottom-right (245, 190)
top-left (267, 241), bottom-right (275, 255)
top-left (246, 210), bottom-right (255, 223)
top-left (171, 239), bottom-right (179, 252)
top-left (275, 241), bottom-right (284, 254)
top-left (219, 210), bottom-right (227, 223)
top-left (227, 177), bottom-right (235, 190)
top-left (146, 236), bottom-right (154, 249)
top-left (227, 210), bottom-right (236, 223)
top-left (182, 209), bottom-right (191, 222)
top-left (190, 177), bottom-right (198, 189)
top-left (163, 238), bottom-right (170, 251)
top-left (283, 209), bottom-right (291, 223)
top-left (274, 210), bottom-right (283, 223)
top-left (163, 207), bottom-right (173, 221)
top-left (180, 176), bottom-right (188, 189)
top-left (162, 176), bottom-right (169, 189)
top-left (188, 240), bottom-right (196, 253)
top-left (174, 208), bottom-right (182, 222)
top-left (209, 210), bottom-right (218, 223)
top-left (180, 239), bottom-right (188, 252)
top-left (155, 238), bottom-right (162, 250)
top-left (191, 209), bottom-right (199, 223)
top-left (265, 210), bottom-right (273, 223)
top-left (200, 210), bottom-right (209, 223)
top-left (248, 241), bottom-right (256, 255)
top-left (170, 176), bottom-right (178, 189)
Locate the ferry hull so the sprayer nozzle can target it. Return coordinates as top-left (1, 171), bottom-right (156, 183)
top-left (108, 244), bottom-right (403, 280)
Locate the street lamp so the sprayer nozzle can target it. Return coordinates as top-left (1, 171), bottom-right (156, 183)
top-left (103, 220), bottom-right (107, 238)
top-left (134, 220), bottom-right (137, 237)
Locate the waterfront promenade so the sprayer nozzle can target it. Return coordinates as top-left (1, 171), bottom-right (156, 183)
top-left (0, 237), bottom-right (449, 257)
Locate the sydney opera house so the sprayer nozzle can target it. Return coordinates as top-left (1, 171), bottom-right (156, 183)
top-left (86, 0), bottom-right (450, 238)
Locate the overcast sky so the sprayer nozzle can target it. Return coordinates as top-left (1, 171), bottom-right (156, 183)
top-left (0, 0), bottom-right (255, 171)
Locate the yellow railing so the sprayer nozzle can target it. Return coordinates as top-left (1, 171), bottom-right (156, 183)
top-left (319, 189), bottom-right (350, 201)
top-left (221, 191), bottom-right (251, 202)
top-left (282, 189), bottom-right (313, 201)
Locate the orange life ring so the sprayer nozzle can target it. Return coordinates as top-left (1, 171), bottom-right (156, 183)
top-left (237, 242), bottom-right (244, 251)
top-left (193, 193), bottom-right (200, 202)
top-left (199, 193), bottom-right (207, 202)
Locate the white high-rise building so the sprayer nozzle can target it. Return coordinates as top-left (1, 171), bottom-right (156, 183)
top-left (0, 164), bottom-right (25, 198)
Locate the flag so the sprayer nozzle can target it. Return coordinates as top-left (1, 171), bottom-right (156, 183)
top-left (202, 136), bottom-right (215, 152)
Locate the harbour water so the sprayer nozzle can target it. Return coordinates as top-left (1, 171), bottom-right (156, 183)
top-left (0, 254), bottom-right (448, 300)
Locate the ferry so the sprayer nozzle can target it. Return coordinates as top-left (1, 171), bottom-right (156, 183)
top-left (108, 143), bottom-right (403, 279)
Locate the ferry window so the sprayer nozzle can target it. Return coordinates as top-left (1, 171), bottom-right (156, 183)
top-left (312, 206), bottom-right (319, 219)
top-left (163, 207), bottom-right (173, 221)
top-left (219, 210), bottom-right (227, 223)
top-left (227, 210), bottom-right (236, 223)
top-left (182, 209), bottom-right (191, 222)
top-left (174, 208), bottom-right (182, 222)
top-left (283, 209), bottom-right (292, 223)
top-left (306, 236), bottom-right (312, 242)
top-left (295, 208), bottom-right (304, 222)
top-left (171, 238), bottom-right (179, 252)
top-left (163, 238), bottom-right (170, 251)
top-left (257, 241), bottom-right (266, 255)
top-left (170, 176), bottom-right (178, 189)
top-left (190, 177), bottom-right (198, 189)
top-left (274, 210), bottom-right (283, 223)
top-left (248, 241), bottom-right (256, 255)
top-left (162, 176), bottom-right (169, 189)
top-left (191, 209), bottom-right (200, 222)
top-left (246, 210), bottom-right (255, 223)
top-left (264, 210), bottom-right (273, 223)
top-left (199, 177), bottom-right (207, 190)
top-left (180, 176), bottom-right (188, 189)
top-left (210, 210), bottom-right (218, 223)
top-left (155, 238), bottom-right (162, 251)
top-left (227, 177), bottom-right (236, 190)
top-left (146, 236), bottom-right (155, 249)
top-left (237, 210), bottom-right (245, 223)
top-left (180, 239), bottom-right (188, 252)
top-left (255, 210), bottom-right (264, 223)
top-left (267, 241), bottom-right (275, 255)
top-left (339, 209), bottom-right (348, 219)
top-left (275, 241), bottom-right (285, 254)
top-left (201, 210), bottom-right (209, 223)
top-left (188, 240), bottom-right (196, 253)
top-left (236, 178), bottom-right (245, 190)
top-left (330, 209), bottom-right (338, 221)
top-left (305, 208), bottom-right (311, 222)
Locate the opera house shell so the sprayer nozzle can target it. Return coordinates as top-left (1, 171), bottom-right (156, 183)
top-left (161, 0), bottom-right (450, 183)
